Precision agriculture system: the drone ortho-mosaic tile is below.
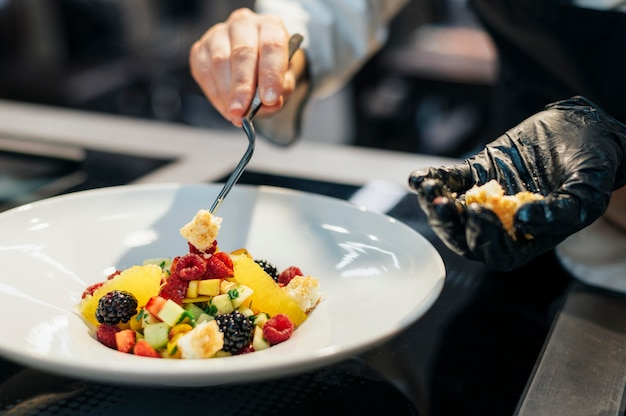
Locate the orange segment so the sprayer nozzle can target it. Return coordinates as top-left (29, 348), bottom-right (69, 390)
top-left (78, 264), bottom-right (164, 327)
top-left (230, 248), bottom-right (252, 258)
top-left (231, 255), bottom-right (307, 326)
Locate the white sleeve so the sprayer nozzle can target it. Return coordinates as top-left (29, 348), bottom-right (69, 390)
top-left (255, 0), bottom-right (409, 97)
top-left (253, 0), bottom-right (409, 145)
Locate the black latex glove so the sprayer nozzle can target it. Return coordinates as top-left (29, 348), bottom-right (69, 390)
top-left (409, 96), bottom-right (626, 271)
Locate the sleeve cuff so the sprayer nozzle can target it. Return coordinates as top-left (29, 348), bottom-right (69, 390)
top-left (254, 76), bottom-right (312, 146)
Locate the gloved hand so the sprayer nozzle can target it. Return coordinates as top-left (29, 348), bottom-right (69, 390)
top-left (409, 96), bottom-right (626, 271)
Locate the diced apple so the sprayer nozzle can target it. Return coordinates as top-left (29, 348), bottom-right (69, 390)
top-left (157, 299), bottom-right (192, 326)
top-left (252, 326), bottom-right (270, 351)
top-left (130, 308), bottom-right (158, 330)
top-left (220, 280), bottom-right (237, 294)
top-left (182, 295), bottom-right (212, 303)
top-left (252, 312), bottom-right (270, 328)
top-left (229, 284), bottom-right (254, 308)
top-left (186, 280), bottom-right (199, 299)
top-left (197, 279), bottom-right (221, 297)
top-left (141, 308), bottom-right (161, 328)
top-left (210, 293), bottom-right (234, 315)
top-left (237, 306), bottom-right (254, 317)
top-left (143, 322), bottom-right (170, 350)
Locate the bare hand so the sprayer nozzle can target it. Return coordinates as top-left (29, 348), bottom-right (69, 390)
top-left (189, 8), bottom-right (305, 127)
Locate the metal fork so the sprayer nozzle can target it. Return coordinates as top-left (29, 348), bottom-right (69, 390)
top-left (209, 33), bottom-right (304, 214)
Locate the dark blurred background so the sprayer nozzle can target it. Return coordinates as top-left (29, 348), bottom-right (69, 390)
top-left (0, 0), bottom-right (496, 158)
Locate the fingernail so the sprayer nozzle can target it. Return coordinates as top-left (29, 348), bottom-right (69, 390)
top-left (229, 100), bottom-right (244, 113)
top-left (263, 89), bottom-right (277, 105)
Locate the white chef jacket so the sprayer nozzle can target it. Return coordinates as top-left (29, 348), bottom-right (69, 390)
top-left (252, 0), bottom-right (624, 144)
top-left (253, 0), bottom-right (409, 144)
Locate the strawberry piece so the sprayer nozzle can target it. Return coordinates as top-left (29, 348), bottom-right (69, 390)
top-left (159, 274), bottom-right (188, 305)
top-left (214, 251), bottom-right (233, 268)
top-left (145, 295), bottom-right (167, 318)
top-left (169, 256), bottom-right (181, 275)
top-left (205, 252), bottom-right (234, 279)
top-left (175, 253), bottom-right (207, 280)
top-left (96, 324), bottom-right (120, 349)
top-left (263, 314), bottom-right (294, 345)
top-left (278, 266), bottom-right (303, 286)
top-left (240, 345), bottom-right (255, 354)
top-left (133, 339), bottom-right (161, 358)
top-left (115, 329), bottom-right (136, 353)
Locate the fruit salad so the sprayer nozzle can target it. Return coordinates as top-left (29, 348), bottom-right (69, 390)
top-left (77, 209), bottom-right (321, 359)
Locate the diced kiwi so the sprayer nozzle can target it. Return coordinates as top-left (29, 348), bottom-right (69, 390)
top-left (184, 303), bottom-right (205, 321)
top-left (143, 322), bottom-right (170, 349)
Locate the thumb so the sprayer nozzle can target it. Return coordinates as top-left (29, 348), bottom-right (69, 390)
top-left (409, 164), bottom-right (474, 195)
top-left (515, 193), bottom-right (586, 237)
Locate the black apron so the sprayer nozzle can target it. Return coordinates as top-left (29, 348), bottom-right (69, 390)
top-left (470, 0), bottom-right (626, 136)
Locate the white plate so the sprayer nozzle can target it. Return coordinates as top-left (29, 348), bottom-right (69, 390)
top-left (0, 183), bottom-right (445, 387)
top-left (556, 217), bottom-right (626, 293)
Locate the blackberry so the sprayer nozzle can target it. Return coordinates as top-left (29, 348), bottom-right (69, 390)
top-left (254, 258), bottom-right (278, 281)
top-left (95, 290), bottom-right (138, 325)
top-left (215, 311), bottom-right (255, 354)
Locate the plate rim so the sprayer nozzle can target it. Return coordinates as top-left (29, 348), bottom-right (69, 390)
top-left (0, 182), bottom-right (446, 386)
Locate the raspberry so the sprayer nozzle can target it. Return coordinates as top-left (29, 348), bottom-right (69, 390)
top-left (96, 290), bottom-right (138, 325)
top-left (96, 324), bottom-right (120, 349)
top-left (107, 270), bottom-right (121, 280)
top-left (254, 259), bottom-right (278, 281)
top-left (205, 252), bottom-right (234, 279)
top-left (189, 240), bottom-right (217, 255)
top-left (215, 311), bottom-right (255, 354)
top-left (278, 266), bottom-right (303, 286)
top-left (175, 253), bottom-right (207, 280)
top-left (159, 274), bottom-right (188, 305)
top-left (81, 281), bottom-right (104, 299)
top-left (81, 269), bottom-right (123, 298)
top-left (263, 314), bottom-right (294, 345)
